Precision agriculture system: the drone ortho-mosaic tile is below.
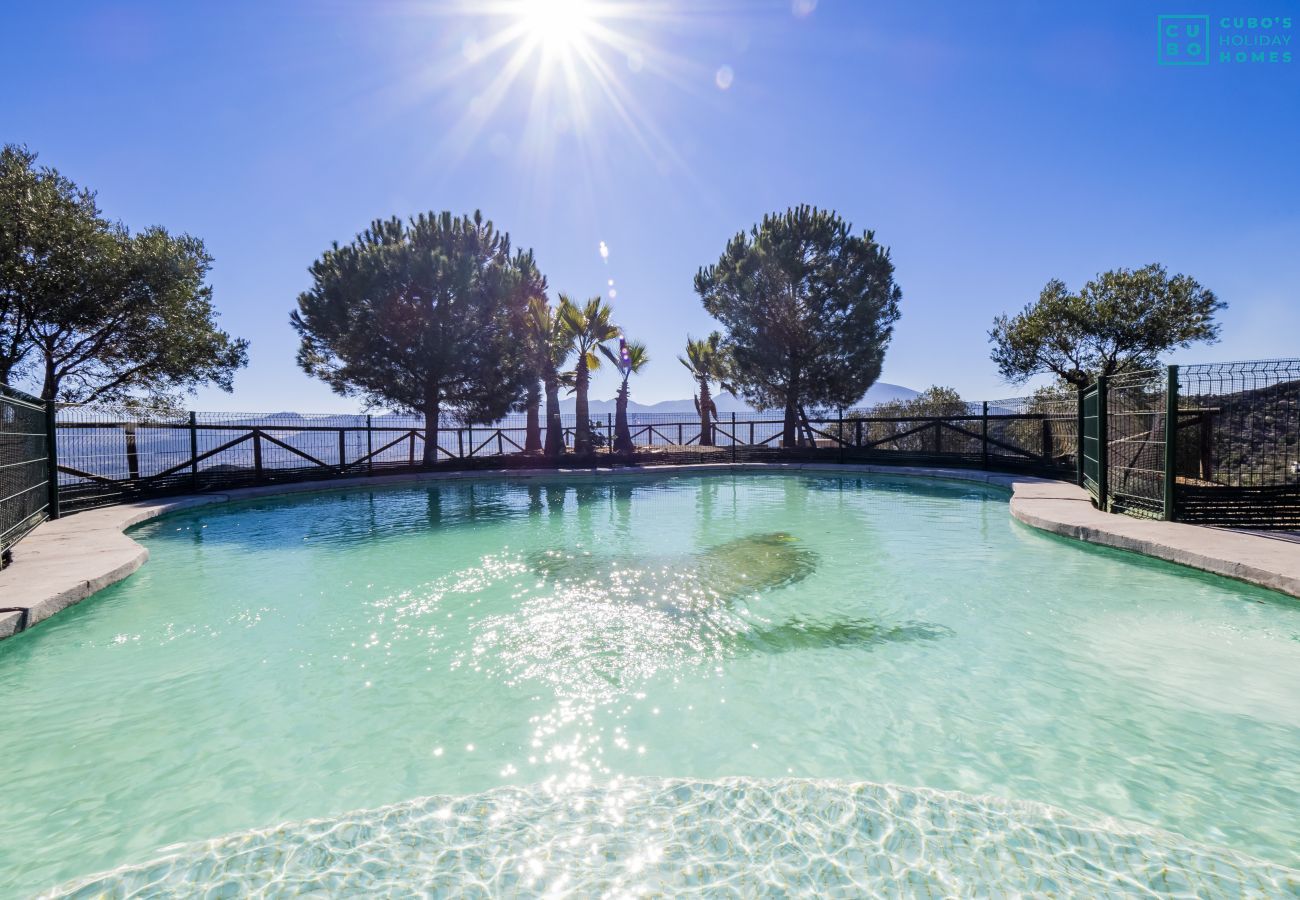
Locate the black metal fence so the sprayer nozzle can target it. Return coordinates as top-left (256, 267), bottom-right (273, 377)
top-left (1081, 359), bottom-right (1300, 528)
top-left (1, 358), bottom-right (1293, 558)
top-left (1104, 368), bottom-right (1171, 519)
top-left (1, 385), bottom-right (51, 566)
top-left (52, 400), bottom-right (1080, 515)
top-left (1175, 360), bottom-right (1300, 526)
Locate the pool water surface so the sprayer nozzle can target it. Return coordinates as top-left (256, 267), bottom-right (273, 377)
top-left (1, 472), bottom-right (1297, 895)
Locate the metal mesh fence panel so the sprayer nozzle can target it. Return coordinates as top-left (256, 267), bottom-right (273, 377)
top-left (1, 385), bottom-right (49, 563)
top-left (1175, 360), bottom-right (1300, 527)
top-left (1105, 369), bottom-right (1167, 519)
top-left (1177, 360), bottom-right (1300, 488)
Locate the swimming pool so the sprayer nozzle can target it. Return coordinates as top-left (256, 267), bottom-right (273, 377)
top-left (2, 472), bottom-right (1297, 894)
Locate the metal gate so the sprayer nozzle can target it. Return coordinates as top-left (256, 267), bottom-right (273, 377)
top-left (1, 385), bottom-right (53, 565)
top-left (1081, 378), bottom-right (1106, 510)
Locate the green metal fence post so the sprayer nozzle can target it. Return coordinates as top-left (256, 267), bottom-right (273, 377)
top-left (731, 412), bottom-right (737, 463)
top-left (366, 415), bottom-right (373, 475)
top-left (124, 422), bottom-right (141, 482)
top-left (837, 409), bottom-right (844, 464)
top-left (1097, 375), bottom-right (1109, 512)
top-left (1075, 392), bottom-right (1085, 487)
top-left (189, 411), bottom-right (199, 491)
top-left (1164, 364), bottom-right (1179, 521)
top-left (45, 400), bottom-right (60, 520)
top-left (981, 401), bottom-right (989, 469)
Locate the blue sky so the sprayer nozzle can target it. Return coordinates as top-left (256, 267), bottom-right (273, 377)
top-left (4, 0), bottom-right (1297, 411)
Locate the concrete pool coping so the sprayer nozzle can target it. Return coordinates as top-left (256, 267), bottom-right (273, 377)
top-left (2, 463), bottom-right (1298, 640)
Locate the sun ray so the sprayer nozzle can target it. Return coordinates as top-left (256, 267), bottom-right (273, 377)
top-left (380, 0), bottom-right (757, 211)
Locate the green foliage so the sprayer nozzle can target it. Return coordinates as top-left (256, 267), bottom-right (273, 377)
top-left (852, 386), bottom-right (969, 449)
top-left (600, 338), bottom-right (649, 453)
top-left (558, 294), bottom-right (618, 454)
top-left (524, 297), bottom-right (571, 454)
top-left (678, 331), bottom-right (731, 446)
top-left (694, 205), bottom-right (902, 446)
top-left (990, 264), bottom-right (1224, 388)
top-left (872, 385), bottom-right (968, 419)
top-left (599, 339), bottom-right (649, 377)
top-left (292, 211), bottom-right (541, 463)
top-left (678, 331), bottom-right (731, 392)
top-left (0, 144), bottom-right (248, 404)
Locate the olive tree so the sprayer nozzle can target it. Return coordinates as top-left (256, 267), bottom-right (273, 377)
top-left (990, 264), bottom-right (1223, 388)
top-left (1, 144), bottom-right (248, 403)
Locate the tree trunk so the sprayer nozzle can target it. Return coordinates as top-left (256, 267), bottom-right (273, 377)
top-left (698, 378), bottom-right (714, 446)
top-left (614, 379), bottom-right (633, 454)
top-left (575, 356), bottom-right (591, 455)
top-left (41, 355), bottom-right (58, 402)
top-left (544, 375), bottom-right (564, 457)
top-left (781, 372), bottom-right (800, 448)
top-left (421, 391), bottom-right (440, 466)
top-left (524, 379), bottom-right (542, 452)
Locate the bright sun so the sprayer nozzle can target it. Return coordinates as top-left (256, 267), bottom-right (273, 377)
top-left (427, 0), bottom-right (688, 186)
top-left (516, 0), bottom-right (596, 54)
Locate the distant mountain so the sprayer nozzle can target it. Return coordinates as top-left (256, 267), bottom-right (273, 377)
top-left (559, 383), bottom-right (920, 415)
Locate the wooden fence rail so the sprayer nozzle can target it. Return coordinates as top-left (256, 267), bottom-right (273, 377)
top-left (51, 412), bottom-right (1077, 515)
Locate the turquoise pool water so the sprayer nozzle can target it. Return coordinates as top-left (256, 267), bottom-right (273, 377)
top-left (1, 472), bottom-right (1298, 895)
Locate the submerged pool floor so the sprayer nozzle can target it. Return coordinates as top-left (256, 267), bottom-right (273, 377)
top-left (2, 473), bottom-right (1298, 894)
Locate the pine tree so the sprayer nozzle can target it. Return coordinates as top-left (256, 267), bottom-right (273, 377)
top-left (292, 211), bottom-right (536, 465)
top-left (695, 205), bottom-right (901, 447)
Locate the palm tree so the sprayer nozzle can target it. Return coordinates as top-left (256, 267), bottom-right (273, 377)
top-left (599, 337), bottom-right (650, 454)
top-left (559, 295), bottom-right (619, 455)
top-left (679, 331), bottom-right (731, 447)
top-left (524, 298), bottom-right (573, 457)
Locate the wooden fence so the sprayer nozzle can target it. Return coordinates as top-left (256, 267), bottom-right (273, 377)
top-left (52, 407), bottom-right (1078, 513)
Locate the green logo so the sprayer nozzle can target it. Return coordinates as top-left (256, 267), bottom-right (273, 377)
top-left (1158, 14), bottom-right (1210, 65)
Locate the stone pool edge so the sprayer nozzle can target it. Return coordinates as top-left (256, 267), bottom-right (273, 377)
top-left (2, 464), bottom-right (1297, 640)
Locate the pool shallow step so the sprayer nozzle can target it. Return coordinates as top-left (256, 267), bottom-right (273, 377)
top-left (43, 778), bottom-right (1300, 898)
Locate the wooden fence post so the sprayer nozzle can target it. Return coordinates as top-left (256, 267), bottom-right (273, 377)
top-left (837, 409), bottom-right (844, 463)
top-left (1041, 417), bottom-right (1053, 464)
top-left (189, 411), bottom-right (199, 490)
top-left (45, 400), bottom-right (60, 520)
top-left (338, 428), bottom-right (347, 472)
top-left (1198, 414), bottom-right (1213, 482)
top-left (731, 412), bottom-right (737, 462)
top-left (366, 415), bottom-right (373, 475)
top-left (253, 429), bottom-right (264, 481)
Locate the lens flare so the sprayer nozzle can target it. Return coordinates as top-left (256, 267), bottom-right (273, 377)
top-left (516, 0), bottom-right (595, 54)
